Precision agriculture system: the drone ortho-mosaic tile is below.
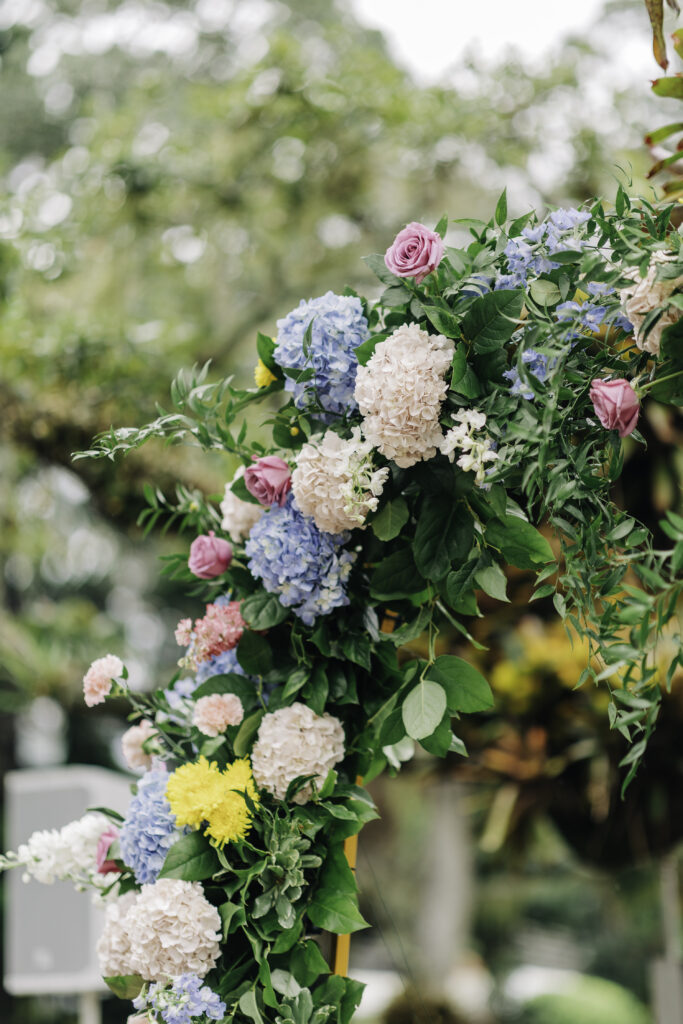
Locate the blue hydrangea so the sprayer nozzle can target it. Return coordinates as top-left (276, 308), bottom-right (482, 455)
top-left (273, 291), bottom-right (369, 417)
top-left (119, 770), bottom-right (184, 884)
top-left (196, 647), bottom-right (246, 683)
top-left (503, 348), bottom-right (551, 399)
top-left (244, 495), bottom-right (355, 626)
top-left (135, 974), bottom-right (225, 1024)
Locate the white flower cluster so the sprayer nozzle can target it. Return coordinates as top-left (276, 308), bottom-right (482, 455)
top-left (251, 701), bottom-right (345, 804)
top-left (11, 813), bottom-right (118, 895)
top-left (291, 427), bottom-right (390, 533)
top-left (220, 465), bottom-right (263, 542)
top-left (354, 323), bottom-right (454, 468)
top-left (620, 251), bottom-right (683, 355)
top-left (439, 409), bottom-right (498, 486)
top-left (97, 878), bottom-right (221, 981)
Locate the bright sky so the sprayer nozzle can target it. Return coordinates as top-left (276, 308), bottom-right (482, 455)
top-left (349, 0), bottom-right (638, 81)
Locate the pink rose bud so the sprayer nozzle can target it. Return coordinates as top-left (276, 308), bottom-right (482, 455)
top-left (589, 378), bottom-right (640, 438)
top-left (244, 456), bottom-right (292, 507)
top-left (188, 531), bottom-right (233, 579)
top-left (96, 824), bottom-right (121, 875)
top-left (384, 221), bottom-right (445, 284)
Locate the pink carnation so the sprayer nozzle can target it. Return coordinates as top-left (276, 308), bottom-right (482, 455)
top-left (83, 654), bottom-right (123, 708)
top-left (176, 602), bottom-right (245, 669)
top-left (96, 824), bottom-right (121, 875)
top-left (121, 719), bottom-right (157, 771)
top-left (192, 694), bottom-right (244, 737)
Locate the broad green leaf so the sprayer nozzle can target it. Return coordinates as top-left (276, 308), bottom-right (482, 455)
top-left (495, 188), bottom-right (507, 225)
top-left (233, 709), bottom-right (265, 756)
top-left (239, 990), bottom-right (265, 1024)
top-left (241, 592), bottom-right (289, 630)
top-left (652, 76), bottom-right (683, 99)
top-left (413, 501), bottom-right (474, 581)
top-left (461, 289), bottom-right (525, 353)
top-left (193, 673), bottom-right (255, 703)
top-left (435, 213), bottom-right (449, 238)
top-left (402, 680), bottom-right (447, 740)
top-left (362, 252), bottom-right (398, 286)
top-left (340, 634), bottom-right (372, 671)
top-left (218, 901), bottom-right (244, 939)
top-left (529, 279), bottom-right (562, 306)
top-left (474, 563), bottom-right (509, 602)
top-left (372, 497), bottom-right (410, 541)
top-left (256, 331), bottom-right (278, 372)
top-left (271, 969), bottom-right (302, 997)
top-left (158, 831), bottom-right (220, 881)
top-left (282, 667), bottom-right (308, 700)
top-left (382, 284), bottom-right (412, 307)
top-left (426, 655), bottom-right (494, 713)
top-left (307, 890), bottom-right (368, 934)
top-left (388, 605), bottom-right (432, 647)
top-left (451, 342), bottom-right (467, 386)
top-left (370, 548), bottom-right (426, 598)
top-left (422, 304), bottom-right (461, 337)
top-left (485, 515), bottom-right (554, 569)
top-left (236, 630), bottom-right (273, 675)
top-left (104, 976), bottom-right (144, 1000)
top-left (289, 940), bottom-right (331, 986)
top-left (419, 711), bottom-right (452, 756)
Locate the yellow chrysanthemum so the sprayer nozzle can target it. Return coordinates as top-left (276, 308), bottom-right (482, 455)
top-left (204, 758), bottom-right (259, 848)
top-left (166, 756), bottom-right (225, 829)
top-left (254, 359), bottom-right (276, 388)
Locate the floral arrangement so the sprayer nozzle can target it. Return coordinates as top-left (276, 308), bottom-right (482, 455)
top-left (3, 192), bottom-right (683, 1024)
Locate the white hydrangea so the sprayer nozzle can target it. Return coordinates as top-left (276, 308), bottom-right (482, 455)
top-left (354, 323), bottom-right (454, 468)
top-left (124, 878), bottom-right (221, 981)
top-left (291, 427), bottom-right (390, 533)
top-left (220, 465), bottom-right (263, 542)
top-left (439, 409), bottom-right (498, 486)
top-left (97, 891), bottom-right (138, 977)
top-left (251, 701), bottom-right (345, 804)
top-left (620, 251), bottom-right (683, 355)
top-left (12, 813), bottom-right (119, 894)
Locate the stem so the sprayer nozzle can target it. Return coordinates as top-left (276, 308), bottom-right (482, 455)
top-left (639, 369), bottom-right (683, 394)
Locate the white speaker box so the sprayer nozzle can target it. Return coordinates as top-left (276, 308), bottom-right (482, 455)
top-left (3, 765), bottom-right (132, 995)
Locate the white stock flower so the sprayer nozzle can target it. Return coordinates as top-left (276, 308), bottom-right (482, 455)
top-left (620, 251), bottom-right (683, 355)
top-left (251, 701), bottom-right (345, 804)
top-left (97, 891), bottom-right (138, 977)
top-left (291, 427), bottom-right (389, 533)
top-left (124, 878), bottom-right (221, 981)
top-left (220, 465), bottom-right (263, 542)
top-left (439, 409), bottom-right (498, 486)
top-left (16, 812), bottom-right (118, 893)
top-left (354, 323), bottom-right (454, 468)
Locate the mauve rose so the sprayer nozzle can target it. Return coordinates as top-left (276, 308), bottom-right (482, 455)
top-left (188, 531), bottom-right (233, 579)
top-left (384, 221), bottom-right (444, 284)
top-left (244, 456), bottom-right (291, 507)
top-left (589, 378), bottom-right (640, 438)
top-left (96, 824), bottom-right (121, 875)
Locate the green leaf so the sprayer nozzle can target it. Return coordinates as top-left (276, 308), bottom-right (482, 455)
top-left (652, 76), bottom-right (683, 99)
top-left (413, 501), bottom-right (474, 581)
top-left (495, 189), bottom-right (507, 225)
top-left (271, 970), bottom-right (302, 998)
top-left (103, 976), bottom-right (144, 1000)
top-left (241, 592), bottom-right (289, 630)
top-left (529, 279), bottom-right (562, 306)
top-left (340, 634), bottom-right (372, 671)
top-left (256, 332), bottom-right (278, 373)
top-left (193, 672), bottom-right (256, 703)
top-left (426, 655), bottom-right (494, 713)
top-left (230, 473), bottom-right (261, 505)
top-left (461, 289), bottom-right (524, 353)
top-left (307, 890), bottom-right (368, 934)
top-left (435, 213), bottom-right (449, 238)
top-left (422, 304), bottom-right (461, 337)
top-left (451, 342), bottom-right (467, 386)
top-left (282, 667), bottom-right (309, 701)
top-left (485, 515), bottom-right (554, 570)
top-left (290, 940), bottom-right (331, 986)
top-left (234, 709), bottom-right (265, 756)
top-left (218, 901), bottom-right (244, 940)
top-left (236, 631), bottom-right (273, 675)
top-left (474, 563), bottom-right (509, 602)
top-left (362, 253), bottom-right (398, 286)
top-left (239, 990), bottom-right (265, 1024)
top-left (419, 712), bottom-right (452, 756)
top-left (370, 548), bottom-right (426, 598)
top-left (158, 831), bottom-right (221, 881)
top-left (402, 680), bottom-right (447, 740)
top-left (355, 334), bottom-right (386, 366)
top-left (372, 497), bottom-right (410, 541)
top-left (388, 605), bottom-right (432, 647)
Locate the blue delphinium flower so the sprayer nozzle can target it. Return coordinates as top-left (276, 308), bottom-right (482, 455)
top-left (273, 291), bottom-right (369, 417)
top-left (135, 974), bottom-right (226, 1024)
top-left (495, 208), bottom-right (591, 289)
top-left (245, 495), bottom-right (355, 626)
top-left (503, 348), bottom-right (550, 399)
top-left (119, 769), bottom-right (185, 884)
top-left (556, 300), bottom-right (610, 334)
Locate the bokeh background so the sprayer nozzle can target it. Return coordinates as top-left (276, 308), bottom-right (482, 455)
top-left (1, 0), bottom-right (682, 1022)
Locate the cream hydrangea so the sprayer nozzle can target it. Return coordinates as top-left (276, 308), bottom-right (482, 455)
top-left (620, 251), bottom-right (683, 355)
top-left (251, 701), bottom-right (345, 804)
top-left (96, 891), bottom-right (138, 977)
top-left (354, 323), bottom-right (454, 468)
top-left (220, 465), bottom-right (263, 542)
top-left (291, 427), bottom-right (390, 533)
top-left (438, 409), bottom-right (499, 486)
top-left (124, 878), bottom-right (221, 981)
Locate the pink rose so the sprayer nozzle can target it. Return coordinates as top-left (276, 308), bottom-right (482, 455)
top-left (188, 531), bottom-right (232, 579)
top-left (244, 456), bottom-right (291, 507)
top-left (589, 378), bottom-right (640, 438)
top-left (384, 221), bottom-right (444, 284)
top-left (96, 824), bottom-right (121, 875)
